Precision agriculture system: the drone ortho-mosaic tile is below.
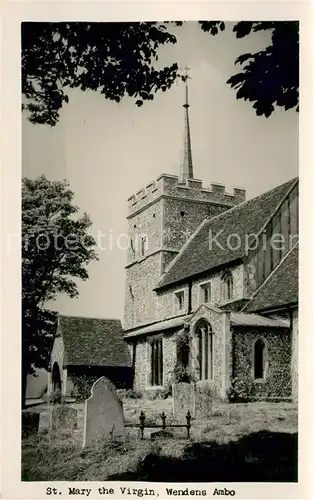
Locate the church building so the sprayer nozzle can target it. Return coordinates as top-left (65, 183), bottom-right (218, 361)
top-left (123, 77), bottom-right (298, 402)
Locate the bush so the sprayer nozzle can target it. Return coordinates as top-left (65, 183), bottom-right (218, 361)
top-left (196, 382), bottom-right (215, 397)
top-left (46, 390), bottom-right (65, 405)
top-left (118, 388), bottom-right (143, 400)
top-left (173, 327), bottom-right (191, 383)
top-left (173, 362), bottom-right (189, 383)
top-left (228, 377), bottom-right (258, 403)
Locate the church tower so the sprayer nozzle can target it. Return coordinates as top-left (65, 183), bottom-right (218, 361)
top-left (124, 71), bottom-right (246, 331)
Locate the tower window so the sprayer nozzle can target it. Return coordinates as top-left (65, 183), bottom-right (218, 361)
top-left (253, 338), bottom-right (267, 380)
top-left (200, 281), bottom-right (211, 304)
top-left (130, 238), bottom-right (135, 254)
top-left (221, 271), bottom-right (234, 301)
top-left (174, 290), bottom-right (185, 311)
top-left (140, 236), bottom-right (147, 257)
top-left (150, 337), bottom-right (163, 386)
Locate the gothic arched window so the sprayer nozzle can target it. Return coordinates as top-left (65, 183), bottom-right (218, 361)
top-left (52, 362), bottom-right (62, 393)
top-left (253, 338), bottom-right (266, 380)
top-left (222, 271), bottom-right (234, 301)
top-left (195, 320), bottom-right (213, 381)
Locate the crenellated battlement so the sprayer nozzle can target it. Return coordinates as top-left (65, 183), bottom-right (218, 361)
top-left (128, 174), bottom-right (246, 215)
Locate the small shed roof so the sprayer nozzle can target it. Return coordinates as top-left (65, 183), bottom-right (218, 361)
top-left (59, 315), bottom-right (132, 367)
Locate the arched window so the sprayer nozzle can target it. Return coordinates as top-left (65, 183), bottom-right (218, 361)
top-left (253, 338), bottom-right (266, 380)
top-left (52, 362), bottom-right (62, 393)
top-left (222, 271), bottom-right (234, 301)
top-left (195, 320), bottom-right (213, 381)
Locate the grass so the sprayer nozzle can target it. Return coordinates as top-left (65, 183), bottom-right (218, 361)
top-left (22, 399), bottom-right (298, 482)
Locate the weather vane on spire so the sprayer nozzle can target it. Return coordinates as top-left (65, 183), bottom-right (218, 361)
top-left (180, 66), bottom-right (191, 83)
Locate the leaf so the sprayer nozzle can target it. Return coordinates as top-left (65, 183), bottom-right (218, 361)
top-left (233, 21), bottom-right (254, 38)
top-left (227, 72), bottom-right (245, 88)
top-left (235, 53), bottom-right (253, 65)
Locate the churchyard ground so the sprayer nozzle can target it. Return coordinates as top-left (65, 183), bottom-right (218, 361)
top-left (22, 397), bottom-right (297, 482)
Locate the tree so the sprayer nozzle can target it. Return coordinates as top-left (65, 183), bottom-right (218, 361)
top-left (199, 21), bottom-right (299, 117)
top-left (22, 22), bottom-right (182, 126)
top-left (22, 175), bottom-right (98, 407)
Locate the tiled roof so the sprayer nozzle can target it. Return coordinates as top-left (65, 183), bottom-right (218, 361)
top-left (124, 315), bottom-right (190, 339)
top-left (230, 312), bottom-right (289, 328)
top-left (243, 244), bottom-right (298, 313)
top-left (156, 178), bottom-right (298, 290)
top-left (59, 315), bottom-right (132, 367)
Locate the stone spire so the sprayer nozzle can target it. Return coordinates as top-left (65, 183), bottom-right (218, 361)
top-left (179, 67), bottom-right (194, 183)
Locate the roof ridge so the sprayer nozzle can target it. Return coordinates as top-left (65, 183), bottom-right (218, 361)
top-left (242, 242), bottom-right (299, 312)
top-left (59, 313), bottom-right (121, 322)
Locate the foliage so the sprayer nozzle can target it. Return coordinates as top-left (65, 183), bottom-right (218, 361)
top-left (197, 382), bottom-right (215, 397)
top-left (117, 388), bottom-right (143, 400)
top-left (146, 385), bottom-right (172, 400)
top-left (22, 22), bottom-right (183, 126)
top-left (22, 175), bottom-right (98, 403)
top-left (173, 363), bottom-right (190, 384)
top-left (22, 401), bottom-right (298, 481)
top-left (70, 375), bottom-right (100, 402)
top-left (173, 328), bottom-right (191, 383)
top-left (228, 377), bottom-right (258, 403)
top-left (46, 390), bottom-right (65, 405)
top-left (22, 21), bottom-right (299, 126)
top-left (200, 21), bottom-right (299, 117)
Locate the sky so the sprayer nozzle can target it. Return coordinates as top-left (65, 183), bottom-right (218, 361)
top-left (22, 22), bottom-right (299, 323)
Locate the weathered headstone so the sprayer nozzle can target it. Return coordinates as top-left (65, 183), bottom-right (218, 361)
top-left (227, 407), bottom-right (240, 421)
top-left (195, 386), bottom-right (212, 419)
top-left (172, 382), bottom-right (195, 419)
top-left (22, 411), bottom-right (40, 438)
top-left (83, 377), bottom-right (125, 448)
top-left (51, 405), bottom-right (78, 433)
top-left (38, 411), bottom-right (52, 434)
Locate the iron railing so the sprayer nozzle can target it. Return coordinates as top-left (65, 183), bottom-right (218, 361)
top-left (125, 410), bottom-right (192, 439)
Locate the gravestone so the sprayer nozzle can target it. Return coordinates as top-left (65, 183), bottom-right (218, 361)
top-left (51, 405), bottom-right (77, 433)
top-left (38, 411), bottom-right (51, 434)
top-left (195, 386), bottom-right (212, 419)
top-left (227, 407), bottom-right (240, 421)
top-left (22, 411), bottom-right (40, 438)
top-left (172, 382), bottom-right (195, 419)
top-left (83, 377), bottom-right (125, 448)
